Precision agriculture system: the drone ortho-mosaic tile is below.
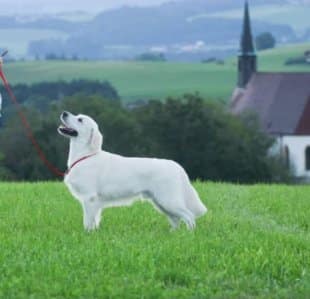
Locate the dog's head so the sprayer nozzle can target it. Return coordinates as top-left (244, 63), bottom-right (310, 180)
top-left (58, 111), bottom-right (103, 151)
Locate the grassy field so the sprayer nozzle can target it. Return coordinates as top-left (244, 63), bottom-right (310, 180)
top-left (5, 60), bottom-right (236, 102)
top-left (3, 43), bottom-right (309, 102)
top-left (0, 182), bottom-right (309, 298)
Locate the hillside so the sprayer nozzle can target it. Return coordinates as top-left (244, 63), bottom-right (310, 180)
top-left (1, 0), bottom-right (307, 60)
top-left (3, 43), bottom-right (309, 102)
top-left (192, 2), bottom-right (310, 34)
top-left (27, 1), bottom-right (296, 60)
top-left (0, 182), bottom-right (309, 298)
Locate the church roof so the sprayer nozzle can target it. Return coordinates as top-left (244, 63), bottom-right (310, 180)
top-left (231, 72), bottom-right (310, 135)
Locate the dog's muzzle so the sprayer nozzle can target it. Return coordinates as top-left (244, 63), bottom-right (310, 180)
top-left (58, 111), bottom-right (78, 137)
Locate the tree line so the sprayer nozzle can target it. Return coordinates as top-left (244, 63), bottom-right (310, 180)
top-left (0, 81), bottom-right (290, 182)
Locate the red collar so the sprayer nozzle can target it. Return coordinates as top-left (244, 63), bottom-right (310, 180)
top-left (65, 153), bottom-right (98, 175)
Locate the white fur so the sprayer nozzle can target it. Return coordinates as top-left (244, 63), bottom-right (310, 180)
top-left (58, 111), bottom-right (207, 231)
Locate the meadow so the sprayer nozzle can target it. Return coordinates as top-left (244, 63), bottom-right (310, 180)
top-left (0, 182), bottom-right (309, 298)
top-left (4, 43), bottom-right (309, 102)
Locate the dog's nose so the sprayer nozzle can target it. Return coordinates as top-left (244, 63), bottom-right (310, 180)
top-left (62, 111), bottom-right (69, 118)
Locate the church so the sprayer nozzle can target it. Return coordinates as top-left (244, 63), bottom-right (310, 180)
top-left (231, 1), bottom-right (310, 180)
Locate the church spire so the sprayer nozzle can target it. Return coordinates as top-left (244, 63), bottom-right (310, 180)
top-left (240, 1), bottom-right (255, 55)
top-left (237, 1), bottom-right (257, 88)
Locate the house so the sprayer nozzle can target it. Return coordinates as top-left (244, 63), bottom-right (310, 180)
top-left (231, 1), bottom-right (310, 180)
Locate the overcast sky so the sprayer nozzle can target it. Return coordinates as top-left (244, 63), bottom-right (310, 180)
top-left (0, 0), bottom-right (181, 15)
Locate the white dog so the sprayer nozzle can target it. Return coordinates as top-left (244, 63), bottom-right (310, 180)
top-left (58, 111), bottom-right (207, 231)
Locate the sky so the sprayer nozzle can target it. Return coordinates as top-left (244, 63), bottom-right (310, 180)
top-left (0, 0), bottom-right (181, 15)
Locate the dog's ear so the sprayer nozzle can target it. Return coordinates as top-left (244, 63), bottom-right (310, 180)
top-left (89, 127), bottom-right (103, 151)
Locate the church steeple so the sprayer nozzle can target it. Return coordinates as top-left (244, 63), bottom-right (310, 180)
top-left (238, 1), bottom-right (257, 88)
top-left (240, 1), bottom-right (255, 54)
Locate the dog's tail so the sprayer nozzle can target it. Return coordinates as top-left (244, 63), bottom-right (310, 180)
top-left (180, 169), bottom-right (207, 218)
top-left (186, 185), bottom-right (207, 218)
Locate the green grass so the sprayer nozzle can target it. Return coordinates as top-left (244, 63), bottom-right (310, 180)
top-left (3, 43), bottom-right (310, 102)
top-left (5, 60), bottom-right (236, 101)
top-left (0, 182), bottom-right (309, 298)
top-left (257, 44), bottom-right (310, 72)
top-left (228, 43), bottom-right (310, 72)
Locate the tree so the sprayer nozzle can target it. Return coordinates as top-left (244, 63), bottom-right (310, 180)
top-left (133, 95), bottom-right (289, 183)
top-left (255, 32), bottom-right (276, 50)
top-left (135, 52), bottom-right (166, 62)
top-left (0, 80), bottom-right (120, 111)
top-left (0, 92), bottom-right (290, 183)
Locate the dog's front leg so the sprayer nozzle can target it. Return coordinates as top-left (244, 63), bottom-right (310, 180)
top-left (82, 197), bottom-right (102, 231)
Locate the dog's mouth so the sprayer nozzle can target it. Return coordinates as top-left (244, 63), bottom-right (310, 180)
top-left (58, 119), bottom-right (78, 137)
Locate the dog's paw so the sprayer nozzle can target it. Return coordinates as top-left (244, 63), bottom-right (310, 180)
top-left (84, 225), bottom-right (96, 232)
top-left (84, 219), bottom-right (97, 232)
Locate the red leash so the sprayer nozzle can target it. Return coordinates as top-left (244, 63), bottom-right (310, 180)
top-left (0, 61), bottom-right (65, 178)
top-left (65, 153), bottom-right (97, 175)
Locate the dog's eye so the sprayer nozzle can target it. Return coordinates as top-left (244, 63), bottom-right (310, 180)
top-left (78, 118), bottom-right (83, 123)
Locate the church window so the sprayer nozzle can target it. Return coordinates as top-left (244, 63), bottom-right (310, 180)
top-left (306, 146), bottom-right (310, 171)
top-left (284, 146), bottom-right (290, 169)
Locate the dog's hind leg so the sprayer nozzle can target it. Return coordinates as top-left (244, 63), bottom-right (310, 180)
top-left (168, 215), bottom-right (180, 230)
top-left (177, 210), bottom-right (196, 230)
top-left (147, 191), bottom-right (195, 231)
top-left (153, 201), bottom-right (181, 230)
top-left (144, 191), bottom-right (180, 230)
top-left (156, 201), bottom-right (195, 231)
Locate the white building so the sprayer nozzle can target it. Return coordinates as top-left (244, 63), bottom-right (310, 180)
top-left (230, 2), bottom-right (310, 180)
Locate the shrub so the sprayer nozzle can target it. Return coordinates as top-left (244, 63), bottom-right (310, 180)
top-left (284, 56), bottom-right (307, 65)
top-left (135, 52), bottom-right (166, 62)
top-left (255, 32), bottom-right (276, 50)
